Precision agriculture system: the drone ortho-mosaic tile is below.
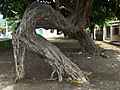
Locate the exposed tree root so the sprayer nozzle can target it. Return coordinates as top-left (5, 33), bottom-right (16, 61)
top-left (96, 53), bottom-right (110, 58)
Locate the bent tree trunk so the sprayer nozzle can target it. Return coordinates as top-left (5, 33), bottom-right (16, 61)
top-left (55, 0), bottom-right (104, 54)
top-left (12, 2), bottom-right (88, 83)
top-left (69, 30), bottom-right (104, 54)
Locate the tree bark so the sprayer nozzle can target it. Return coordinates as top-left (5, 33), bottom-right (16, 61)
top-left (12, 2), bottom-right (88, 83)
top-left (73, 30), bottom-right (104, 54)
top-left (12, 1), bottom-right (104, 83)
top-left (53, 0), bottom-right (104, 54)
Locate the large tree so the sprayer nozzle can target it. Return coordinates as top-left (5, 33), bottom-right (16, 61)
top-left (1, 0), bottom-right (119, 83)
top-left (12, 1), bottom-right (92, 83)
top-left (0, 0), bottom-right (105, 54)
top-left (89, 0), bottom-right (120, 39)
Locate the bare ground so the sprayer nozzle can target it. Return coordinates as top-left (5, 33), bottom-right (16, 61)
top-left (0, 40), bottom-right (120, 90)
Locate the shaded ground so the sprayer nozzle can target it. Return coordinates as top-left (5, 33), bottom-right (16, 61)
top-left (0, 40), bottom-right (120, 90)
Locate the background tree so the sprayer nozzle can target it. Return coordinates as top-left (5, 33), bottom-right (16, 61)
top-left (0, 22), bottom-right (5, 33)
top-left (89, 0), bottom-right (120, 39)
top-left (0, 0), bottom-right (55, 19)
top-left (5, 18), bottom-right (20, 31)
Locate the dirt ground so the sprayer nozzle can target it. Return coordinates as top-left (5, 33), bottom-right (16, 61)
top-left (0, 40), bottom-right (120, 90)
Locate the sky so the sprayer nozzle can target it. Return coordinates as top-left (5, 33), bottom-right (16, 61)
top-left (0, 14), bottom-right (4, 23)
top-left (0, 14), bottom-right (3, 18)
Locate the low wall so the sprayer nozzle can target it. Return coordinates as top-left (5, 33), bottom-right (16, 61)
top-left (0, 39), bottom-right (12, 50)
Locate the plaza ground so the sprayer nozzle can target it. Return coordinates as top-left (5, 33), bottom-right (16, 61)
top-left (0, 40), bottom-right (120, 90)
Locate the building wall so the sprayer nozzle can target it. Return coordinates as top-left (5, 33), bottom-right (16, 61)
top-left (103, 20), bottom-right (120, 42)
top-left (110, 25), bottom-right (120, 41)
top-left (111, 35), bottom-right (120, 41)
top-left (36, 28), bottom-right (64, 38)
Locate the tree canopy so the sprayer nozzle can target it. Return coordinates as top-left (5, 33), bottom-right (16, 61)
top-left (0, 0), bottom-right (119, 27)
top-left (90, 0), bottom-right (120, 26)
top-left (0, 0), bottom-right (55, 19)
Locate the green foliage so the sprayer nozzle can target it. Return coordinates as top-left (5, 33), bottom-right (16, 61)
top-left (85, 28), bottom-right (91, 33)
top-left (0, 0), bottom-right (55, 30)
top-left (0, 22), bottom-right (5, 32)
top-left (5, 18), bottom-right (20, 31)
top-left (0, 0), bottom-right (33, 19)
top-left (0, 0), bottom-right (55, 19)
top-left (90, 0), bottom-right (118, 26)
top-left (0, 0), bottom-right (120, 29)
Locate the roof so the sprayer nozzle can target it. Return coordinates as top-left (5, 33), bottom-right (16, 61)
top-left (109, 20), bottom-right (120, 26)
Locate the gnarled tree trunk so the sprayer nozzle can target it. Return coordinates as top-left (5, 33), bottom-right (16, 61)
top-left (55, 0), bottom-right (104, 54)
top-left (73, 30), bottom-right (104, 53)
top-left (12, 2), bottom-right (88, 83)
top-left (13, 0), bottom-right (104, 83)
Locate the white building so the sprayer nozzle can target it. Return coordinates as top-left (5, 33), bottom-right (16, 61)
top-left (103, 20), bottom-right (120, 42)
top-left (36, 28), bottom-right (64, 38)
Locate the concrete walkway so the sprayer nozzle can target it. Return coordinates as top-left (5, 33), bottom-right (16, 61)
top-left (110, 41), bottom-right (120, 46)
